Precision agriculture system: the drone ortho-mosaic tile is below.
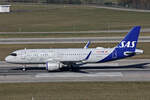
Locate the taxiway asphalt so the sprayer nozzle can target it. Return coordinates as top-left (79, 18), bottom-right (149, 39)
top-left (0, 28), bottom-right (150, 34)
top-left (0, 36), bottom-right (149, 44)
top-left (0, 59), bottom-right (150, 83)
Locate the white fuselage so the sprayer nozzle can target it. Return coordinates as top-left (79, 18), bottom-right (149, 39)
top-left (5, 47), bottom-right (114, 64)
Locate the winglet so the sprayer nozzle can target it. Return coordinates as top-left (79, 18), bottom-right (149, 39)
top-left (84, 41), bottom-right (91, 49)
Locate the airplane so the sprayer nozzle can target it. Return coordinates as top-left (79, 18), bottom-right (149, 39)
top-left (5, 26), bottom-right (143, 71)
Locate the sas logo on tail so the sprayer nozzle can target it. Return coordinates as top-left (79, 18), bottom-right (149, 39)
top-left (118, 41), bottom-right (136, 48)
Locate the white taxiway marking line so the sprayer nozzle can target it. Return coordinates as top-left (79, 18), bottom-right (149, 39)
top-left (35, 72), bottom-right (123, 78)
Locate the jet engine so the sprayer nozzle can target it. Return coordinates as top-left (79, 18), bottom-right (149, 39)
top-left (46, 62), bottom-right (63, 71)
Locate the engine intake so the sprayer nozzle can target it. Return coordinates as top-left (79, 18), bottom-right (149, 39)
top-left (46, 62), bottom-right (63, 71)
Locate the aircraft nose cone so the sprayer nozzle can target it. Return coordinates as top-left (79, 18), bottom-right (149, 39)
top-left (5, 56), bottom-right (9, 62)
top-left (5, 56), bottom-right (11, 63)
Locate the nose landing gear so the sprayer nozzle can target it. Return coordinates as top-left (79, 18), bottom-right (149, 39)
top-left (22, 65), bottom-right (26, 71)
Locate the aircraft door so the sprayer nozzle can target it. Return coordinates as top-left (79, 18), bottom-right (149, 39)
top-left (55, 51), bottom-right (62, 59)
top-left (20, 49), bottom-right (29, 62)
top-left (49, 51), bottom-right (62, 60)
top-left (20, 51), bottom-right (26, 59)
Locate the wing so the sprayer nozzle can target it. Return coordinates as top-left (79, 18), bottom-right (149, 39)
top-left (60, 51), bottom-right (92, 66)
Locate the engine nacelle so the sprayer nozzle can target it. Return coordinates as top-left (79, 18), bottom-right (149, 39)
top-left (46, 62), bottom-right (63, 71)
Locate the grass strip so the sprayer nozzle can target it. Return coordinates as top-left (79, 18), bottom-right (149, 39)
top-left (0, 82), bottom-right (150, 100)
top-left (1, 4), bottom-right (150, 32)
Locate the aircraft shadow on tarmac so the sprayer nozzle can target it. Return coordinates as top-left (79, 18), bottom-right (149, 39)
top-left (80, 63), bottom-right (150, 69)
top-left (11, 63), bottom-right (150, 73)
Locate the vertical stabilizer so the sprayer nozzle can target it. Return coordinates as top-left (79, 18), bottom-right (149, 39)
top-left (117, 26), bottom-right (141, 52)
top-left (98, 26), bottom-right (141, 62)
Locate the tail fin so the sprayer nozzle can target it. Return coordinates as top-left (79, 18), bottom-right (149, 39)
top-left (98, 26), bottom-right (141, 63)
top-left (117, 26), bottom-right (141, 52)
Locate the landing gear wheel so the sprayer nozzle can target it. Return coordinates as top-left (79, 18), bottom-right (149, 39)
top-left (22, 68), bottom-right (26, 71)
top-left (22, 65), bottom-right (26, 71)
top-left (70, 65), bottom-right (79, 72)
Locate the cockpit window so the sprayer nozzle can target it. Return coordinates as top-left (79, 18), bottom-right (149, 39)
top-left (10, 53), bottom-right (17, 56)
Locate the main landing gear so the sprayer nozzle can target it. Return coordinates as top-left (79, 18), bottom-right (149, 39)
top-left (69, 64), bottom-right (79, 72)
